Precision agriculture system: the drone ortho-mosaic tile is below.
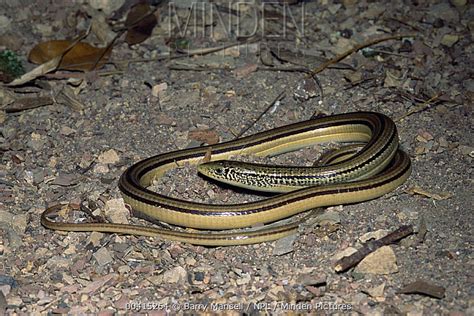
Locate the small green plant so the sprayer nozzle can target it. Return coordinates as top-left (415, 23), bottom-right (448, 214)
top-left (0, 50), bottom-right (25, 82)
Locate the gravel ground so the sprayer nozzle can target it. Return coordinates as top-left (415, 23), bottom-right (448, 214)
top-left (0, 0), bottom-right (473, 314)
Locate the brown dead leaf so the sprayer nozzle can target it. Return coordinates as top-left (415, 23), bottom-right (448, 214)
top-left (28, 40), bottom-right (111, 71)
top-left (234, 63), bottom-right (258, 77)
top-left (406, 186), bottom-right (452, 200)
top-left (125, 4), bottom-right (158, 45)
top-left (7, 55), bottom-right (63, 86)
top-left (188, 129), bottom-right (220, 145)
top-left (1, 96), bottom-right (53, 113)
top-left (56, 86), bottom-right (85, 111)
top-left (398, 280), bottom-right (445, 299)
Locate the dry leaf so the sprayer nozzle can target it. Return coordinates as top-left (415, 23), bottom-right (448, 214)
top-left (234, 63), bottom-right (258, 77)
top-left (28, 40), bottom-right (111, 71)
top-left (188, 129), bottom-right (220, 145)
top-left (7, 55), bottom-right (62, 86)
top-left (0, 87), bottom-right (17, 107)
top-left (125, 4), bottom-right (158, 45)
top-left (56, 86), bottom-right (85, 111)
top-left (398, 280), bottom-right (445, 299)
top-left (1, 96), bottom-right (53, 113)
top-left (406, 186), bottom-right (452, 200)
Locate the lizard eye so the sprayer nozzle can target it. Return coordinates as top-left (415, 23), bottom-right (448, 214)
top-left (214, 167), bottom-right (225, 175)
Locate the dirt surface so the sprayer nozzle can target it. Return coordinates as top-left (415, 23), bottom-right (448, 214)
top-left (0, 0), bottom-right (473, 314)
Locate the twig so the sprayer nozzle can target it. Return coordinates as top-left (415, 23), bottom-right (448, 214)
top-left (257, 65), bottom-right (312, 73)
top-left (386, 17), bottom-right (424, 32)
top-left (416, 217), bottom-right (428, 245)
top-left (235, 91), bottom-right (286, 138)
top-left (396, 93), bottom-right (442, 121)
top-left (2, 96), bottom-right (53, 113)
top-left (397, 280), bottom-right (445, 299)
top-left (309, 33), bottom-right (417, 76)
top-left (43, 70), bottom-right (124, 80)
top-left (367, 49), bottom-right (412, 58)
top-left (176, 37), bottom-right (259, 56)
top-left (334, 225), bottom-right (414, 272)
top-left (110, 39), bottom-right (259, 67)
top-left (168, 65), bottom-right (231, 71)
top-left (168, 64), bottom-right (314, 73)
top-left (343, 75), bottom-right (379, 89)
top-left (5, 29), bottom-right (91, 86)
top-left (397, 90), bottom-right (431, 104)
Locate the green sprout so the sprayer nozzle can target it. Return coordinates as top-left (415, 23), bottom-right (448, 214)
top-left (0, 50), bottom-right (25, 82)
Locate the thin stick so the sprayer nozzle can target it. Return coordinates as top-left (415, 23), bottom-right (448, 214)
top-left (2, 96), bottom-right (53, 113)
top-left (110, 39), bottom-right (259, 66)
top-left (257, 65), bottom-right (312, 73)
top-left (334, 225), bottom-right (414, 272)
top-left (167, 65), bottom-right (313, 73)
top-left (368, 49), bottom-right (412, 58)
top-left (310, 33), bottom-right (417, 76)
top-left (234, 91), bottom-right (286, 138)
top-left (386, 17), bottom-right (424, 32)
top-left (396, 93), bottom-right (442, 121)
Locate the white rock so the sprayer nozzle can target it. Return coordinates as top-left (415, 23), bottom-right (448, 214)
top-left (152, 82), bottom-right (168, 97)
top-left (87, 231), bottom-right (104, 247)
top-left (97, 149), bottom-right (120, 164)
top-left (0, 16), bottom-right (11, 34)
top-left (333, 246), bottom-right (358, 262)
top-left (366, 283), bottom-right (385, 299)
top-left (88, 0), bottom-right (125, 15)
top-left (104, 198), bottom-right (129, 224)
top-left (236, 274), bottom-right (251, 285)
top-left (359, 229), bottom-right (390, 243)
top-left (36, 24), bottom-right (54, 36)
top-left (440, 34), bottom-right (459, 47)
top-left (355, 246), bottom-right (398, 275)
top-left (59, 126), bottom-right (76, 136)
top-left (0, 212), bottom-right (26, 234)
top-left (163, 266), bottom-right (187, 283)
top-left (93, 247), bottom-right (113, 266)
top-left (93, 163), bottom-right (109, 174)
